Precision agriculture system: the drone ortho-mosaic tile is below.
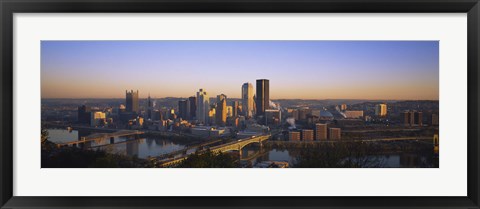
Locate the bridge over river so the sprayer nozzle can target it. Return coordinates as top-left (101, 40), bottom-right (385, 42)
top-left (56, 130), bottom-right (144, 148)
top-left (157, 134), bottom-right (270, 167)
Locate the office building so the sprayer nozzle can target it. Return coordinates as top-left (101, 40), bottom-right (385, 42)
top-left (215, 96), bottom-right (227, 126)
top-left (256, 79), bottom-right (269, 118)
top-left (231, 101), bottom-right (239, 117)
top-left (289, 131), bottom-right (301, 141)
top-left (217, 94), bottom-right (227, 102)
top-left (298, 107), bottom-right (311, 121)
top-left (329, 128), bottom-right (341, 140)
top-left (208, 108), bottom-right (216, 125)
top-left (77, 105), bottom-right (91, 124)
top-left (178, 100), bottom-right (188, 120)
top-left (315, 123), bottom-right (327, 140)
top-left (226, 106), bottom-right (233, 118)
top-left (265, 109), bottom-right (281, 126)
top-left (341, 104), bottom-right (347, 111)
top-left (188, 96), bottom-right (197, 120)
top-left (90, 111), bottom-right (106, 127)
top-left (147, 94), bottom-right (153, 120)
top-left (152, 110), bottom-right (162, 121)
top-left (126, 90), bottom-right (139, 113)
top-left (302, 129), bottom-right (314, 141)
top-left (196, 89), bottom-right (209, 124)
top-left (242, 82), bottom-right (254, 117)
top-left (415, 112), bottom-right (423, 126)
top-left (375, 103), bottom-right (387, 117)
top-left (404, 111), bottom-right (423, 126)
top-left (344, 110), bottom-right (364, 119)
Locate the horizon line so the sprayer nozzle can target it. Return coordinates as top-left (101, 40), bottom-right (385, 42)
top-left (41, 97), bottom-right (440, 101)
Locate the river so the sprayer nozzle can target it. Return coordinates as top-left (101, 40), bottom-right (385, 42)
top-left (46, 128), bottom-right (436, 168)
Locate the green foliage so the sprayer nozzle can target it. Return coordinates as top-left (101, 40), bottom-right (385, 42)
top-left (176, 150), bottom-right (239, 168)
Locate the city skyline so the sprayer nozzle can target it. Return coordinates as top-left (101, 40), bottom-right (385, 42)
top-left (41, 41), bottom-right (439, 100)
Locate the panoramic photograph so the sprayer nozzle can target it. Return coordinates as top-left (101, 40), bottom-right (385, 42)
top-left (41, 41), bottom-right (439, 168)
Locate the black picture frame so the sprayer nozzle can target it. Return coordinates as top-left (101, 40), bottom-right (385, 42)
top-left (1, 0), bottom-right (479, 208)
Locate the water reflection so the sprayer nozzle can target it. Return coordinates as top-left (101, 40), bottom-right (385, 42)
top-left (47, 129), bottom-right (433, 167)
top-left (46, 129), bottom-right (78, 143)
top-left (241, 146), bottom-right (429, 168)
top-left (47, 129), bottom-right (187, 159)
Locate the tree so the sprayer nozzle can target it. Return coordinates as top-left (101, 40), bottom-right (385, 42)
top-left (176, 150), bottom-right (239, 168)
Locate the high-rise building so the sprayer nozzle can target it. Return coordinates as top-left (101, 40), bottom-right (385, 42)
top-left (208, 107), bottom-right (216, 125)
top-left (126, 90), bottom-right (139, 113)
top-left (196, 89), bottom-right (209, 124)
top-left (404, 111), bottom-right (423, 126)
top-left (315, 123), bottom-right (327, 140)
top-left (255, 79), bottom-right (269, 118)
top-left (178, 100), bottom-right (188, 120)
top-left (90, 111), bottom-right (106, 127)
top-left (265, 109), bottom-right (281, 126)
top-left (217, 94), bottom-right (227, 102)
top-left (188, 96), bottom-right (197, 120)
top-left (77, 105), bottom-right (91, 124)
top-left (231, 101), bottom-right (239, 117)
top-left (226, 106), bottom-right (233, 117)
top-left (147, 94), bottom-right (153, 120)
top-left (215, 95), bottom-right (227, 126)
top-left (152, 110), bottom-right (162, 121)
top-left (298, 107), bottom-right (311, 121)
top-left (242, 82), bottom-right (254, 118)
top-left (375, 103), bottom-right (387, 117)
top-left (340, 104), bottom-right (347, 111)
top-left (403, 111), bottom-right (411, 126)
top-left (289, 131), bottom-right (301, 141)
top-left (302, 129), bottom-right (314, 141)
top-left (414, 112), bottom-right (423, 126)
top-left (329, 128), bottom-right (341, 140)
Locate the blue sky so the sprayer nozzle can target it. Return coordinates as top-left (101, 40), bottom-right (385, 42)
top-left (41, 41), bottom-right (439, 100)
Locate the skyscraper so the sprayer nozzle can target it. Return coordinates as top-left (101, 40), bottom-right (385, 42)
top-left (242, 83), bottom-right (253, 117)
top-left (178, 100), bottom-right (188, 120)
top-left (196, 89), bottom-right (209, 124)
top-left (77, 105), bottom-right (91, 124)
top-left (255, 79), bottom-right (269, 118)
top-left (215, 95), bottom-right (227, 126)
top-left (242, 82), bottom-right (254, 118)
top-left (147, 94), bottom-right (153, 120)
top-left (375, 103), bottom-right (387, 117)
top-left (231, 101), bottom-right (239, 117)
top-left (126, 90), bottom-right (139, 113)
top-left (188, 96), bottom-right (197, 120)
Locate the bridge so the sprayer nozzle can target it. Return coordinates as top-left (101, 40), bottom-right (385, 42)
top-left (57, 130), bottom-right (144, 147)
top-left (155, 139), bottom-right (223, 159)
top-left (157, 134), bottom-right (270, 167)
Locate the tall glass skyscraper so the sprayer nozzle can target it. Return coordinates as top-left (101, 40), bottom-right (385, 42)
top-left (242, 82), bottom-right (254, 118)
top-left (255, 79), bottom-right (269, 117)
top-left (196, 89), bottom-right (209, 124)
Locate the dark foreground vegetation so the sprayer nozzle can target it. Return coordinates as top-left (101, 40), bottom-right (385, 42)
top-left (174, 150), bottom-right (240, 168)
top-left (41, 130), bottom-right (151, 168)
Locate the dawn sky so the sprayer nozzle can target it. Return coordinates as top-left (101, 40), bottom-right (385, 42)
top-left (41, 41), bottom-right (439, 100)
